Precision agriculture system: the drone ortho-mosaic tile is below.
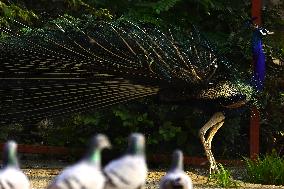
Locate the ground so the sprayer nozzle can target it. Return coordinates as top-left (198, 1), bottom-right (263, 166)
top-left (22, 160), bottom-right (284, 189)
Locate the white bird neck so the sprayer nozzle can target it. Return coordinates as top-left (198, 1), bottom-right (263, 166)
top-left (3, 143), bottom-right (19, 169)
top-left (87, 149), bottom-right (101, 166)
top-left (170, 151), bottom-right (183, 171)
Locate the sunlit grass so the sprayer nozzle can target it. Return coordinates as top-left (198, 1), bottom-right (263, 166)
top-left (209, 163), bottom-right (240, 188)
top-left (244, 151), bottom-right (284, 185)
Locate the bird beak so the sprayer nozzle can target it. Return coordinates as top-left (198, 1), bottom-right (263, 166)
top-left (106, 142), bottom-right (112, 149)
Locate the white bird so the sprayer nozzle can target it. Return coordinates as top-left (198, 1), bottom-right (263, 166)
top-left (159, 150), bottom-right (193, 189)
top-left (103, 133), bottom-right (147, 189)
top-left (48, 134), bottom-right (111, 189)
top-left (0, 140), bottom-right (30, 189)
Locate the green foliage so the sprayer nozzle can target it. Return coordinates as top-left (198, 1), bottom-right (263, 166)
top-left (49, 14), bottom-right (82, 29)
top-left (260, 81), bottom-right (284, 155)
top-left (29, 102), bottom-right (184, 151)
top-left (92, 8), bottom-right (113, 20)
top-left (64, 0), bottom-right (114, 20)
top-left (5, 99), bottom-right (246, 158)
top-left (0, 123), bottom-right (24, 142)
top-left (215, 116), bottom-right (243, 157)
top-left (244, 151), bottom-right (284, 185)
top-left (258, 1), bottom-right (284, 64)
top-left (109, 104), bottom-right (184, 149)
top-left (65, 0), bottom-right (92, 9)
top-left (2, 0), bottom-right (282, 63)
top-left (209, 163), bottom-right (240, 188)
top-left (153, 0), bottom-right (181, 14)
top-left (112, 105), bottom-right (154, 130)
top-left (0, 1), bottom-right (38, 26)
top-left (158, 121), bottom-right (181, 141)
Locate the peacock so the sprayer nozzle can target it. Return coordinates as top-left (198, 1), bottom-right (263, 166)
top-left (250, 18), bottom-right (273, 91)
top-left (0, 16), bottom-right (255, 173)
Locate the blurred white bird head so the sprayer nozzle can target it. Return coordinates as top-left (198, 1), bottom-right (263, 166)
top-left (127, 133), bottom-right (145, 155)
top-left (2, 140), bottom-right (19, 168)
top-left (90, 134), bottom-right (112, 150)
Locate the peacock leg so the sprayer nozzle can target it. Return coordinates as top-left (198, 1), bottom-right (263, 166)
top-left (199, 112), bottom-right (225, 174)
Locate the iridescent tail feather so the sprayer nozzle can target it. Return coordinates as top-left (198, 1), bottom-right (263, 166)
top-left (0, 18), bottom-right (250, 124)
